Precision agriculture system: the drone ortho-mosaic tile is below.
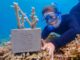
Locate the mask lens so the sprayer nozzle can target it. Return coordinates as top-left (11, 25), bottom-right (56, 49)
top-left (45, 15), bottom-right (52, 20)
top-left (44, 14), bottom-right (57, 24)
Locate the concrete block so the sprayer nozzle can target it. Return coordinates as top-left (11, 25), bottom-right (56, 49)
top-left (11, 28), bottom-right (41, 53)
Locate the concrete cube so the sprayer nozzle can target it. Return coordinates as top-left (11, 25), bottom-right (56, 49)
top-left (11, 28), bottom-right (41, 53)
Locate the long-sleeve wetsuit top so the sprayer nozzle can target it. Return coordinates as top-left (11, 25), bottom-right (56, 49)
top-left (41, 14), bottom-right (80, 48)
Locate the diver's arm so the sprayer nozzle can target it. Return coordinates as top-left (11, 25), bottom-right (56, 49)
top-left (51, 27), bottom-right (79, 48)
top-left (51, 18), bottom-right (80, 48)
top-left (41, 25), bottom-right (55, 39)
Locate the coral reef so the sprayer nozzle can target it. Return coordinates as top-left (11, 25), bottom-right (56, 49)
top-left (0, 34), bottom-right (80, 60)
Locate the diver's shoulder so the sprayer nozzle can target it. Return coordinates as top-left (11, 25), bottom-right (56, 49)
top-left (61, 14), bottom-right (77, 24)
top-left (61, 14), bottom-right (71, 21)
top-left (61, 14), bottom-right (70, 18)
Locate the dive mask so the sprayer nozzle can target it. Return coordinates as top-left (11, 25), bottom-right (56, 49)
top-left (44, 12), bottom-right (61, 24)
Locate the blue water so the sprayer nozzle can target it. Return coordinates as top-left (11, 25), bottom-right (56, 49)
top-left (0, 0), bottom-right (78, 42)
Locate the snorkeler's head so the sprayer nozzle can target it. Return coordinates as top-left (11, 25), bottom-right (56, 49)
top-left (42, 5), bottom-right (61, 28)
top-left (42, 6), bottom-right (61, 23)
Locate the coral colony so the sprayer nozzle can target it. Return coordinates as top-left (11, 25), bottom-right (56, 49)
top-left (0, 2), bottom-right (80, 60)
top-left (13, 2), bottom-right (38, 29)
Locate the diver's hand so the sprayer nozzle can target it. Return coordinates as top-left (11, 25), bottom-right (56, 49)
top-left (41, 40), bottom-right (55, 60)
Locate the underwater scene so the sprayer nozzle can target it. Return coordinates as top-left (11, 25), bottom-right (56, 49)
top-left (0, 0), bottom-right (80, 60)
top-left (0, 0), bottom-right (78, 42)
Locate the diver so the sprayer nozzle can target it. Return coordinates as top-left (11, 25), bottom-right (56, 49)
top-left (70, 0), bottom-right (80, 24)
top-left (41, 4), bottom-right (80, 59)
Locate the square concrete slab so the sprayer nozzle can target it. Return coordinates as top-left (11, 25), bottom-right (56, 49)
top-left (11, 28), bottom-right (41, 53)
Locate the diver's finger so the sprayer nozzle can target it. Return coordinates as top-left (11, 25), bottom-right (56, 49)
top-left (41, 44), bottom-right (47, 50)
top-left (41, 40), bottom-right (46, 46)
